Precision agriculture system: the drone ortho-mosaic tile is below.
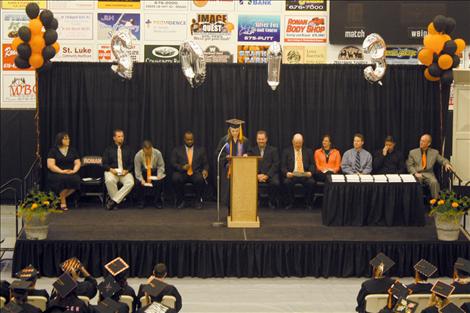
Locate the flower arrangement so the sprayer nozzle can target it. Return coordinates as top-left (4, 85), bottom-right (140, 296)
top-left (429, 190), bottom-right (470, 223)
top-left (18, 188), bottom-right (62, 222)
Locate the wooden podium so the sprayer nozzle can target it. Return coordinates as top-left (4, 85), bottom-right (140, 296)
top-left (227, 156), bottom-right (260, 228)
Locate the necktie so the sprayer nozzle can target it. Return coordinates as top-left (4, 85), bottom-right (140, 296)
top-left (354, 150), bottom-right (361, 173)
top-left (295, 150), bottom-right (304, 172)
top-left (421, 151), bottom-right (426, 170)
top-left (260, 149), bottom-right (264, 158)
top-left (187, 147), bottom-right (193, 176)
top-left (117, 146), bottom-right (123, 171)
top-left (146, 156), bottom-right (152, 183)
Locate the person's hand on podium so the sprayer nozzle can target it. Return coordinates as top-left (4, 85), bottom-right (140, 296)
top-left (286, 172), bottom-right (294, 178)
top-left (182, 164), bottom-right (190, 171)
top-left (305, 172), bottom-right (312, 178)
top-left (202, 170), bottom-right (208, 179)
top-left (243, 154), bottom-right (248, 157)
top-left (258, 174), bottom-right (268, 182)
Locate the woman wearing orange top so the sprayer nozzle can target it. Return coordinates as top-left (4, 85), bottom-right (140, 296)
top-left (314, 134), bottom-right (341, 181)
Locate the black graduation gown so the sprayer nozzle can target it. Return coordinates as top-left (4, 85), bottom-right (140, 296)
top-left (99, 281), bottom-right (137, 313)
top-left (452, 281), bottom-right (470, 294)
top-left (461, 302), bottom-right (470, 313)
top-left (16, 302), bottom-right (42, 313)
top-left (421, 306), bottom-right (438, 313)
top-left (30, 289), bottom-right (50, 302)
top-left (356, 277), bottom-right (395, 313)
top-left (137, 283), bottom-right (182, 312)
top-left (51, 277), bottom-right (97, 300)
top-left (0, 280), bottom-right (10, 304)
top-left (407, 282), bottom-right (433, 294)
top-left (48, 294), bottom-right (91, 313)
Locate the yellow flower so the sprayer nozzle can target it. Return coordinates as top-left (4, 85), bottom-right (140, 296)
top-left (429, 199), bottom-right (436, 205)
top-left (31, 203), bottom-right (38, 210)
top-left (43, 201), bottom-right (49, 206)
top-left (452, 202), bottom-right (459, 208)
top-left (437, 200), bottom-right (445, 206)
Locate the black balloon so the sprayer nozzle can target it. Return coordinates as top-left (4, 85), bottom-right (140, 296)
top-left (442, 40), bottom-right (457, 55)
top-left (44, 29), bottom-right (58, 45)
top-left (17, 43), bottom-right (32, 59)
top-left (441, 70), bottom-right (453, 85)
top-left (14, 56), bottom-right (30, 69)
top-left (428, 63), bottom-right (443, 77)
top-left (47, 18), bottom-right (59, 30)
top-left (452, 54), bottom-right (460, 68)
top-left (38, 61), bottom-right (52, 72)
top-left (445, 17), bottom-right (456, 35)
top-left (25, 2), bottom-right (40, 19)
top-left (18, 26), bottom-right (31, 42)
top-left (433, 15), bottom-right (447, 33)
top-left (42, 45), bottom-right (56, 60)
top-left (432, 53), bottom-right (439, 63)
top-left (39, 10), bottom-right (54, 27)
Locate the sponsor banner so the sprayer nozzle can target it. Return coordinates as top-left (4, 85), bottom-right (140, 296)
top-left (98, 13), bottom-right (140, 40)
top-left (143, 13), bottom-right (187, 41)
top-left (330, 45), bottom-right (367, 64)
top-left (98, 0), bottom-right (141, 9)
top-left (282, 45), bottom-right (327, 64)
top-left (2, 72), bottom-right (36, 107)
top-left (284, 16), bottom-right (327, 43)
top-left (48, 1), bottom-right (95, 9)
top-left (237, 15), bottom-right (280, 42)
top-left (56, 13), bottom-right (94, 40)
top-left (2, 43), bottom-right (32, 71)
top-left (54, 43), bottom-right (95, 62)
top-left (1, 0), bottom-right (46, 9)
top-left (189, 13), bottom-right (235, 42)
top-left (236, 0), bottom-right (283, 12)
top-left (203, 44), bottom-right (234, 63)
top-left (143, 1), bottom-right (189, 10)
top-left (144, 44), bottom-right (180, 63)
top-left (2, 11), bottom-right (30, 41)
top-left (385, 47), bottom-right (418, 65)
top-left (97, 44), bottom-right (140, 62)
top-left (285, 0), bottom-right (327, 11)
top-left (191, 0), bottom-right (235, 11)
top-left (237, 45), bottom-right (268, 64)
top-left (464, 47), bottom-right (470, 69)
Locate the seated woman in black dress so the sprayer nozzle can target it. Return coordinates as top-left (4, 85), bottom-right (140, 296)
top-left (47, 132), bottom-right (81, 210)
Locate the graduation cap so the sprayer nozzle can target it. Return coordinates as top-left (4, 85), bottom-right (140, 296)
top-left (144, 302), bottom-right (170, 313)
top-left (390, 281), bottom-right (410, 299)
top-left (440, 302), bottom-right (465, 313)
top-left (10, 280), bottom-right (32, 295)
top-left (95, 298), bottom-right (122, 313)
top-left (226, 118), bottom-right (244, 141)
top-left (60, 257), bottom-right (82, 273)
top-left (97, 275), bottom-right (121, 298)
top-left (370, 253), bottom-right (395, 274)
top-left (2, 301), bottom-right (24, 313)
top-left (454, 257), bottom-right (470, 275)
top-left (104, 257), bottom-right (129, 277)
top-left (53, 273), bottom-right (78, 298)
top-left (414, 259), bottom-right (437, 278)
top-left (392, 298), bottom-right (418, 313)
top-left (15, 264), bottom-right (39, 282)
top-left (431, 281), bottom-right (455, 299)
top-left (142, 278), bottom-right (169, 299)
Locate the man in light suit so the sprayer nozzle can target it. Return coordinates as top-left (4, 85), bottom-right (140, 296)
top-left (406, 134), bottom-right (453, 198)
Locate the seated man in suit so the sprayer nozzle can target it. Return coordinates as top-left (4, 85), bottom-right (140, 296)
top-left (406, 134), bottom-right (453, 199)
top-left (281, 133), bottom-right (315, 210)
top-left (248, 130), bottom-right (280, 209)
top-left (341, 133), bottom-right (372, 175)
top-left (171, 131), bottom-right (209, 209)
top-left (373, 136), bottom-right (405, 174)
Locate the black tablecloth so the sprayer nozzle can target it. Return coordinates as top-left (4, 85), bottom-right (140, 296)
top-left (322, 179), bottom-right (425, 226)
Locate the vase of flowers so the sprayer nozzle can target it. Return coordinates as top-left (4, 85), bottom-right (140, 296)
top-left (429, 190), bottom-right (470, 241)
top-left (18, 188), bottom-right (62, 240)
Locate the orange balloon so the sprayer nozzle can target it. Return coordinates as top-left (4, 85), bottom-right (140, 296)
top-left (418, 48), bottom-right (434, 66)
top-left (424, 68), bottom-right (440, 82)
top-left (29, 18), bottom-right (43, 35)
top-left (424, 34), bottom-right (446, 54)
top-left (30, 35), bottom-right (45, 53)
top-left (455, 38), bottom-right (466, 54)
top-left (443, 34), bottom-right (451, 42)
top-left (52, 42), bottom-right (60, 53)
top-left (427, 22), bottom-right (438, 35)
top-left (11, 37), bottom-right (23, 50)
top-left (438, 54), bottom-right (453, 70)
top-left (29, 53), bottom-right (44, 69)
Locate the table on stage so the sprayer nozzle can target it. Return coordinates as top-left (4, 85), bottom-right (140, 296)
top-left (321, 174), bottom-right (425, 226)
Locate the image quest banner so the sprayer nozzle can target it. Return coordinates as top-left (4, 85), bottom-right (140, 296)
top-left (189, 13), bottom-right (235, 42)
top-left (98, 13), bottom-right (141, 40)
top-left (284, 16), bottom-right (327, 43)
top-left (143, 13), bottom-right (187, 42)
top-left (237, 15), bottom-right (280, 42)
top-left (2, 11), bottom-right (30, 41)
top-left (285, 0), bottom-right (327, 11)
top-left (144, 45), bottom-right (180, 63)
top-left (55, 13), bottom-right (94, 40)
top-left (143, 1), bottom-right (189, 10)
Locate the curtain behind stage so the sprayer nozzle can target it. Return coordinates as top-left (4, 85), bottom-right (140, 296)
top-left (38, 63), bottom-right (444, 191)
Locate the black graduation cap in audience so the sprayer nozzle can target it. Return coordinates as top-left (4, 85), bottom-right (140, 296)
top-left (104, 257), bottom-right (129, 277)
top-left (454, 257), bottom-right (470, 274)
top-left (390, 281), bottom-right (410, 299)
top-left (15, 264), bottom-right (39, 282)
top-left (10, 280), bottom-right (32, 295)
top-left (53, 273), bottom-right (78, 298)
top-left (431, 281), bottom-right (455, 298)
top-left (142, 278), bottom-right (169, 298)
top-left (413, 259), bottom-right (437, 278)
top-left (95, 298), bottom-right (122, 313)
top-left (2, 301), bottom-right (24, 313)
top-left (98, 275), bottom-right (121, 298)
top-left (60, 257), bottom-right (82, 273)
top-left (369, 253), bottom-right (395, 274)
top-left (392, 298), bottom-right (418, 313)
top-left (440, 302), bottom-right (465, 313)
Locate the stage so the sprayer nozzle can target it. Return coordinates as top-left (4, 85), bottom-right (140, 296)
top-left (12, 204), bottom-right (469, 278)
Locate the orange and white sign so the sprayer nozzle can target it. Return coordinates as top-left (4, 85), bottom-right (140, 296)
top-left (2, 44), bottom-right (33, 71)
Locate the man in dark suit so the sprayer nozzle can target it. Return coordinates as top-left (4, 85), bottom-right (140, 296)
top-left (248, 130), bottom-right (280, 208)
top-left (171, 131), bottom-right (209, 209)
top-left (281, 133), bottom-right (316, 209)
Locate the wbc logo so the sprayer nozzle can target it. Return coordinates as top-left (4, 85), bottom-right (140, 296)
top-left (9, 77), bottom-right (37, 97)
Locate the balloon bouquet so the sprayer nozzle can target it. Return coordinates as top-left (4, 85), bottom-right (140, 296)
top-left (11, 2), bottom-right (60, 71)
top-left (419, 15), bottom-right (466, 84)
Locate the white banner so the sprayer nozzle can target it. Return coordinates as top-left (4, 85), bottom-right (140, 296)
top-left (143, 1), bottom-right (189, 10)
top-left (191, 0), bottom-right (235, 11)
top-left (2, 11), bottom-right (30, 41)
top-left (143, 13), bottom-right (187, 41)
top-left (2, 72), bottom-right (37, 108)
top-left (54, 43), bottom-right (95, 62)
top-left (55, 13), bottom-right (94, 40)
top-left (48, 0), bottom-right (95, 10)
top-left (236, 0), bottom-right (283, 12)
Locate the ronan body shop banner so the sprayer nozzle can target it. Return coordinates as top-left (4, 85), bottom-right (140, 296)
top-left (284, 15), bottom-right (327, 43)
top-left (237, 15), bottom-right (280, 42)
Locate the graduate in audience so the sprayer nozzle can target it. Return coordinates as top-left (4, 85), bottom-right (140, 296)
top-left (137, 263), bottom-right (182, 312)
top-left (356, 253), bottom-right (395, 313)
top-left (452, 258), bottom-right (470, 294)
top-left (421, 281), bottom-right (455, 313)
top-left (51, 258), bottom-right (97, 300)
top-left (95, 276), bottom-right (129, 313)
top-left (0, 280), bottom-right (11, 304)
top-left (3, 281), bottom-right (42, 313)
top-left (15, 265), bottom-right (49, 301)
top-left (48, 273), bottom-right (91, 313)
top-left (378, 281), bottom-right (411, 313)
top-left (372, 136), bottom-right (406, 174)
top-left (407, 259), bottom-right (436, 294)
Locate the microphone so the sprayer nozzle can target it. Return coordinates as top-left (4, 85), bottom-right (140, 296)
top-left (213, 142), bottom-right (229, 227)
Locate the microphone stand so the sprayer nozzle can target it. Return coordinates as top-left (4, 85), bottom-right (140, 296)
top-left (213, 142), bottom-right (228, 227)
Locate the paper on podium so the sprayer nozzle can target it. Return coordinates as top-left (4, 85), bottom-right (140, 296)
top-left (400, 174), bottom-right (416, 183)
top-left (143, 182), bottom-right (153, 187)
top-left (386, 174), bottom-right (402, 182)
top-left (345, 174), bottom-right (360, 182)
top-left (330, 174), bottom-right (345, 182)
top-left (359, 174), bottom-right (373, 182)
top-left (293, 171), bottom-right (309, 177)
top-left (373, 175), bottom-right (388, 183)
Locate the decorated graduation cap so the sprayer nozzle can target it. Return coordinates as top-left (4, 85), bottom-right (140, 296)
top-left (97, 275), bottom-right (121, 299)
top-left (370, 252), bottom-right (395, 274)
top-left (392, 298), bottom-right (418, 313)
top-left (440, 302), bottom-right (465, 313)
top-left (226, 118), bottom-right (245, 141)
top-left (414, 259), bottom-right (437, 278)
top-left (2, 301), bottom-right (24, 313)
top-left (144, 301), bottom-right (170, 313)
top-left (15, 265), bottom-right (39, 282)
top-left (10, 280), bottom-right (32, 296)
top-left (53, 272), bottom-right (78, 298)
top-left (60, 257), bottom-right (82, 273)
top-left (95, 298), bottom-right (122, 313)
top-left (431, 280), bottom-right (455, 299)
top-left (104, 257), bottom-right (129, 277)
top-left (454, 257), bottom-right (470, 275)
top-left (390, 281), bottom-right (410, 300)
top-left (143, 278), bottom-right (169, 299)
